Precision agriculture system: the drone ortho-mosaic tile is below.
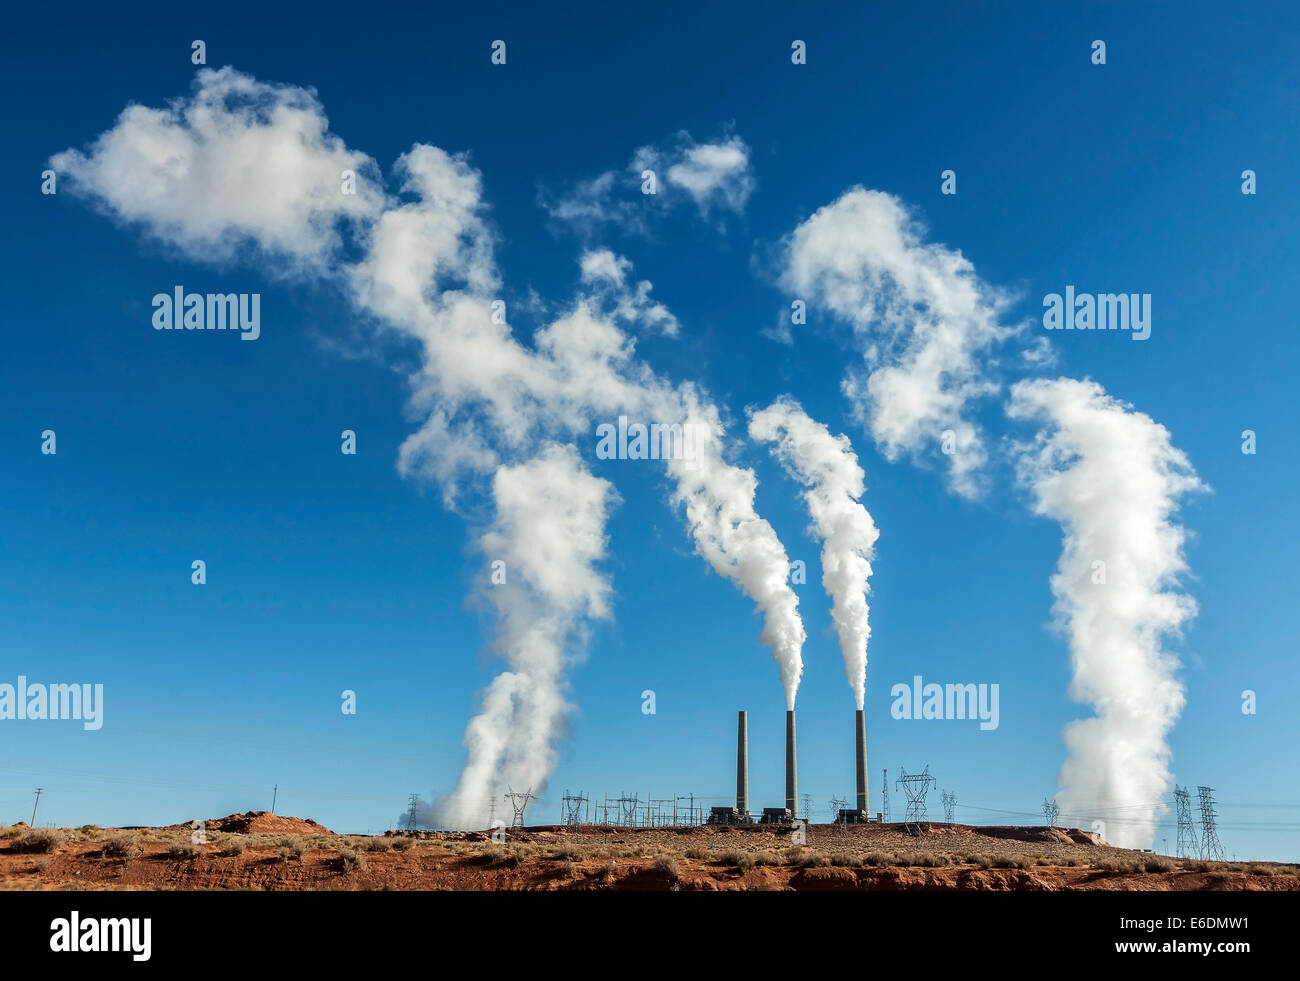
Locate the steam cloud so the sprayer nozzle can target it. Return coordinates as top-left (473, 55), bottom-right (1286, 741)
top-left (1008, 378), bottom-right (1204, 848)
top-left (749, 398), bottom-right (878, 709)
top-left (781, 188), bottom-right (1021, 497)
top-left (53, 67), bottom-right (804, 827)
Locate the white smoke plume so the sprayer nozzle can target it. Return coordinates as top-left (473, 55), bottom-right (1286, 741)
top-left (52, 67), bottom-right (805, 826)
top-left (781, 188), bottom-right (1020, 497)
top-left (436, 444), bottom-right (616, 829)
top-left (1007, 378), bottom-right (1204, 848)
top-left (749, 398), bottom-right (879, 709)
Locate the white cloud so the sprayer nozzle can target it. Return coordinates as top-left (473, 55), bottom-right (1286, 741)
top-left (50, 67), bottom-right (383, 273)
top-left (541, 132), bottom-right (755, 234)
top-left (782, 188), bottom-right (1022, 497)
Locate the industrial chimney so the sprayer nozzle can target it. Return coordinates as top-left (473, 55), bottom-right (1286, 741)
top-left (785, 709), bottom-right (798, 818)
top-left (736, 710), bottom-right (749, 815)
top-left (855, 709), bottom-right (869, 816)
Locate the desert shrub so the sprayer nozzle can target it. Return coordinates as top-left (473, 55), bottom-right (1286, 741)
top-left (14, 828), bottom-right (65, 854)
top-left (974, 855), bottom-right (994, 869)
top-left (797, 851), bottom-right (830, 868)
top-left (223, 839), bottom-right (247, 856)
top-left (1248, 864), bottom-right (1274, 876)
top-left (899, 850), bottom-right (946, 868)
top-left (550, 845), bottom-right (583, 862)
top-left (1, 826), bottom-right (21, 840)
top-left (684, 846), bottom-right (709, 860)
top-left (753, 850), bottom-right (781, 866)
top-left (278, 836), bottom-right (307, 860)
top-left (166, 841), bottom-right (203, 859)
top-left (783, 846), bottom-right (807, 864)
top-left (392, 837), bottom-right (414, 852)
top-left (487, 846), bottom-right (522, 868)
top-left (718, 848), bottom-right (754, 870)
top-left (1144, 856), bottom-right (1177, 873)
top-left (336, 847), bottom-right (365, 873)
top-left (863, 851), bottom-right (895, 867)
top-left (77, 825), bottom-right (99, 839)
top-left (596, 861), bottom-right (616, 882)
top-left (654, 854), bottom-right (682, 879)
top-left (830, 852), bottom-right (860, 867)
top-left (990, 854), bottom-right (1030, 870)
top-left (101, 832), bottom-right (142, 858)
top-left (362, 838), bottom-right (392, 853)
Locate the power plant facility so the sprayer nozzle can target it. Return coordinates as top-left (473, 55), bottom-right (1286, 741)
top-left (707, 708), bottom-right (874, 825)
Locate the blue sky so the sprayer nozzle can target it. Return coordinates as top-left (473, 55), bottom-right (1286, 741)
top-left (1, 1), bottom-right (1297, 859)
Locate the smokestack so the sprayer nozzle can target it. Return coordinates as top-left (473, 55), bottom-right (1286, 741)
top-left (736, 711), bottom-right (749, 814)
top-left (785, 710), bottom-right (798, 817)
top-left (855, 709), bottom-right (868, 814)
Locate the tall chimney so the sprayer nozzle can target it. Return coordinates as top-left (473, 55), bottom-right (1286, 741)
top-left (736, 710), bottom-right (749, 814)
top-left (785, 709), bottom-right (798, 818)
top-left (855, 709), bottom-right (868, 814)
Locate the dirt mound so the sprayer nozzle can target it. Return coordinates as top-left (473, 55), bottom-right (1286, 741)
top-left (200, 812), bottom-right (333, 836)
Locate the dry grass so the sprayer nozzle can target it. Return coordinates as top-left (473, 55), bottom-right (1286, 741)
top-left (101, 832), bottom-right (142, 859)
top-left (166, 841), bottom-right (204, 859)
top-left (13, 829), bottom-right (65, 854)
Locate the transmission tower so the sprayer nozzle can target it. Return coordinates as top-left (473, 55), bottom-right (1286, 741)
top-left (561, 789), bottom-right (588, 825)
top-left (881, 768), bottom-right (890, 823)
top-left (941, 791), bottom-right (956, 824)
top-left (1174, 786), bottom-right (1199, 858)
top-left (504, 786), bottom-right (536, 828)
top-left (1196, 786), bottom-right (1224, 862)
top-left (617, 793), bottom-right (639, 827)
top-left (895, 766), bottom-right (936, 833)
top-left (1041, 797), bottom-right (1059, 828)
top-left (800, 793), bottom-right (813, 822)
top-left (404, 793), bottom-right (420, 831)
top-left (829, 796), bottom-right (849, 838)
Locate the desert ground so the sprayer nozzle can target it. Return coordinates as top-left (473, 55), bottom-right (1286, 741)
top-left (2, 812), bottom-right (1295, 891)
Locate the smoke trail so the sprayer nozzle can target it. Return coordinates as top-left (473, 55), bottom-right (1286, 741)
top-left (749, 398), bottom-right (878, 709)
top-left (436, 444), bottom-right (616, 829)
top-left (52, 67), bottom-right (806, 825)
top-left (662, 409), bottom-right (806, 707)
top-left (1007, 378), bottom-right (1204, 848)
top-left (781, 188), bottom-right (1022, 497)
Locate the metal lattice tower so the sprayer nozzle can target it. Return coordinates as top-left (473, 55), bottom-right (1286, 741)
top-left (801, 793), bottom-right (813, 822)
top-left (941, 791), bottom-right (956, 824)
top-left (561, 789), bottom-right (588, 825)
top-left (617, 793), bottom-right (639, 827)
top-left (1042, 797), bottom-right (1059, 828)
top-left (404, 793), bottom-right (420, 832)
top-left (1174, 786), bottom-right (1199, 858)
top-left (1196, 786), bottom-right (1224, 862)
top-left (829, 796), bottom-right (849, 837)
top-left (504, 786), bottom-right (536, 828)
top-left (881, 768), bottom-right (890, 823)
top-left (896, 766), bottom-right (936, 833)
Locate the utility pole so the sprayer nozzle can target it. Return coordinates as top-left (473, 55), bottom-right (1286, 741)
top-left (31, 788), bottom-right (43, 826)
top-left (271, 784), bottom-right (278, 815)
